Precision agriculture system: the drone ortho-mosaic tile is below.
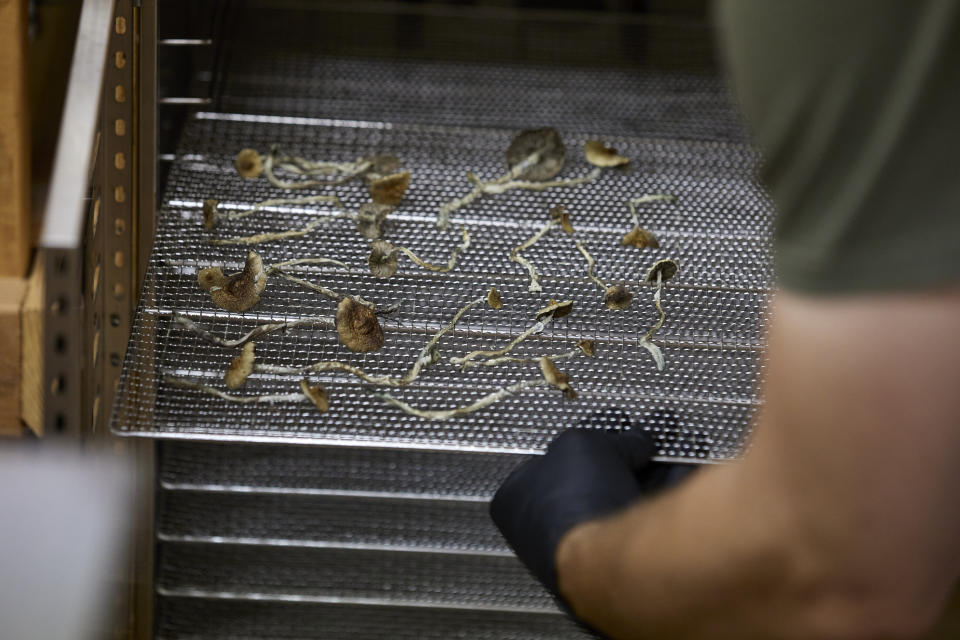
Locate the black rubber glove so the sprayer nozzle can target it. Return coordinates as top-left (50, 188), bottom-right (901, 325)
top-left (490, 409), bottom-right (696, 599)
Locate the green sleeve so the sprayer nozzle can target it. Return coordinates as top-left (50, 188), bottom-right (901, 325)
top-left (716, 0), bottom-right (960, 294)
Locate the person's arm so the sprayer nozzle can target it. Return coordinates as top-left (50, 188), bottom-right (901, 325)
top-left (556, 287), bottom-right (960, 639)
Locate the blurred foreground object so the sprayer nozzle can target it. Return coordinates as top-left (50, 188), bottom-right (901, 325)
top-left (0, 446), bottom-right (135, 640)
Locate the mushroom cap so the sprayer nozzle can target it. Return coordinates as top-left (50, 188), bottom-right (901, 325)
top-left (369, 171), bottom-right (411, 206)
top-left (550, 205), bottom-right (574, 234)
top-left (300, 379), bottom-right (330, 412)
top-left (198, 267), bottom-right (227, 293)
top-left (539, 356), bottom-right (577, 400)
top-left (356, 202), bottom-right (393, 239)
top-left (621, 226), bottom-right (659, 249)
top-left (486, 287), bottom-right (503, 310)
top-left (368, 239), bottom-right (399, 279)
top-left (603, 284), bottom-right (633, 310)
top-left (645, 258), bottom-right (679, 284)
top-left (506, 128), bottom-right (566, 181)
top-left (584, 140), bottom-right (630, 167)
top-left (202, 199), bottom-right (219, 230)
top-left (336, 297), bottom-right (385, 353)
top-left (535, 299), bottom-right (574, 321)
top-left (235, 148), bottom-right (263, 179)
top-left (209, 251), bottom-right (266, 312)
top-left (225, 343), bottom-right (255, 389)
top-left (578, 340), bottom-right (596, 357)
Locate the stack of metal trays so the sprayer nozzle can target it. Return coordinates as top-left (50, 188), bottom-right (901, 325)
top-left (114, 52), bottom-right (771, 639)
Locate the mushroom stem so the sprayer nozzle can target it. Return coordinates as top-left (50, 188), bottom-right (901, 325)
top-left (370, 378), bottom-right (550, 421)
top-left (509, 219), bottom-right (555, 293)
top-left (640, 270), bottom-right (667, 371)
top-left (396, 227), bottom-right (471, 273)
top-left (460, 345), bottom-right (587, 369)
top-left (270, 270), bottom-right (377, 309)
top-left (628, 194), bottom-right (675, 227)
top-left (173, 313), bottom-right (334, 349)
top-left (212, 194), bottom-right (345, 227)
top-left (477, 167), bottom-right (601, 195)
top-left (435, 150), bottom-right (541, 230)
top-left (210, 214), bottom-right (349, 246)
top-left (263, 146), bottom-right (371, 190)
top-left (255, 296), bottom-right (486, 387)
top-left (435, 154), bottom-right (597, 230)
top-left (266, 257), bottom-right (351, 272)
top-left (449, 317), bottom-right (551, 370)
top-left (575, 240), bottom-right (607, 291)
top-left (164, 374), bottom-right (309, 404)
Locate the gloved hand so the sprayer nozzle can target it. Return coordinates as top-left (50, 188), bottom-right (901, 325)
top-left (490, 409), bottom-right (696, 600)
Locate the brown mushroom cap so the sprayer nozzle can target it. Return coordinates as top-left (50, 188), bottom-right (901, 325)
top-left (369, 171), bottom-right (411, 206)
top-left (209, 251), bottom-right (266, 312)
top-left (368, 240), bottom-right (399, 279)
top-left (225, 343), bottom-right (255, 389)
top-left (356, 202), bottom-right (393, 239)
top-left (539, 356), bottom-right (577, 400)
top-left (584, 140), bottom-right (630, 167)
top-left (549, 205), bottom-right (574, 234)
top-left (603, 285), bottom-right (633, 310)
top-left (300, 379), bottom-right (330, 412)
top-left (235, 148), bottom-right (263, 179)
top-left (621, 226), bottom-right (659, 249)
top-left (486, 287), bottom-right (503, 310)
top-left (535, 299), bottom-right (574, 321)
top-left (198, 267), bottom-right (227, 293)
top-left (202, 199), bottom-right (219, 230)
top-left (645, 259), bottom-right (679, 284)
top-left (336, 297), bottom-right (385, 353)
top-left (506, 128), bottom-right (566, 181)
top-left (578, 340), bottom-right (596, 357)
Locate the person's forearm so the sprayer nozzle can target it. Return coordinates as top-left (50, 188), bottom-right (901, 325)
top-left (556, 455), bottom-right (824, 640)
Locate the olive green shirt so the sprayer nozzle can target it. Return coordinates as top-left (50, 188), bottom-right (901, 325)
top-left (716, 0), bottom-right (960, 294)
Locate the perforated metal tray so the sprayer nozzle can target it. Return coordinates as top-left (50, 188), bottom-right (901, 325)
top-left (112, 57), bottom-right (771, 460)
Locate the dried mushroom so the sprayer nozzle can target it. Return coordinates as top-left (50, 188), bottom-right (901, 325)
top-left (640, 258), bottom-right (680, 371)
top-left (576, 239), bottom-right (632, 311)
top-left (207, 251), bottom-right (267, 312)
top-left (175, 313), bottom-right (335, 349)
top-left (506, 127), bottom-right (566, 181)
top-left (578, 340), bottom-right (596, 357)
top-left (621, 226), bottom-right (660, 249)
top-left (202, 199), bottom-right (219, 230)
top-left (356, 202), bottom-right (393, 239)
top-left (585, 140), bottom-right (630, 168)
top-left (257, 295), bottom-right (487, 388)
top-left (535, 299), bottom-right (574, 321)
top-left (204, 194), bottom-right (345, 235)
top-left (451, 300), bottom-right (574, 370)
top-left (436, 128), bottom-right (599, 229)
top-left (235, 149), bottom-right (263, 179)
top-left (371, 377), bottom-right (549, 421)
top-left (551, 205), bottom-right (575, 234)
top-left (336, 297), bottom-right (385, 353)
top-left (225, 343), bottom-right (255, 389)
top-left (604, 285), bottom-right (633, 310)
top-left (368, 240), bottom-right (399, 279)
top-left (300, 380), bottom-right (330, 412)
top-left (486, 287), bottom-right (503, 310)
top-left (198, 267), bottom-right (227, 293)
top-left (646, 259), bottom-right (679, 284)
top-left (539, 356), bottom-right (576, 400)
top-left (369, 171), bottom-right (411, 206)
top-left (262, 146), bottom-right (380, 190)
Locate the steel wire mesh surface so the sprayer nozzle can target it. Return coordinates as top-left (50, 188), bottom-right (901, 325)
top-left (113, 56), bottom-right (772, 460)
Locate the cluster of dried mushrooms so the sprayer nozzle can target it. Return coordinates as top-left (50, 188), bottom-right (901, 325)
top-left (167, 126), bottom-right (681, 418)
